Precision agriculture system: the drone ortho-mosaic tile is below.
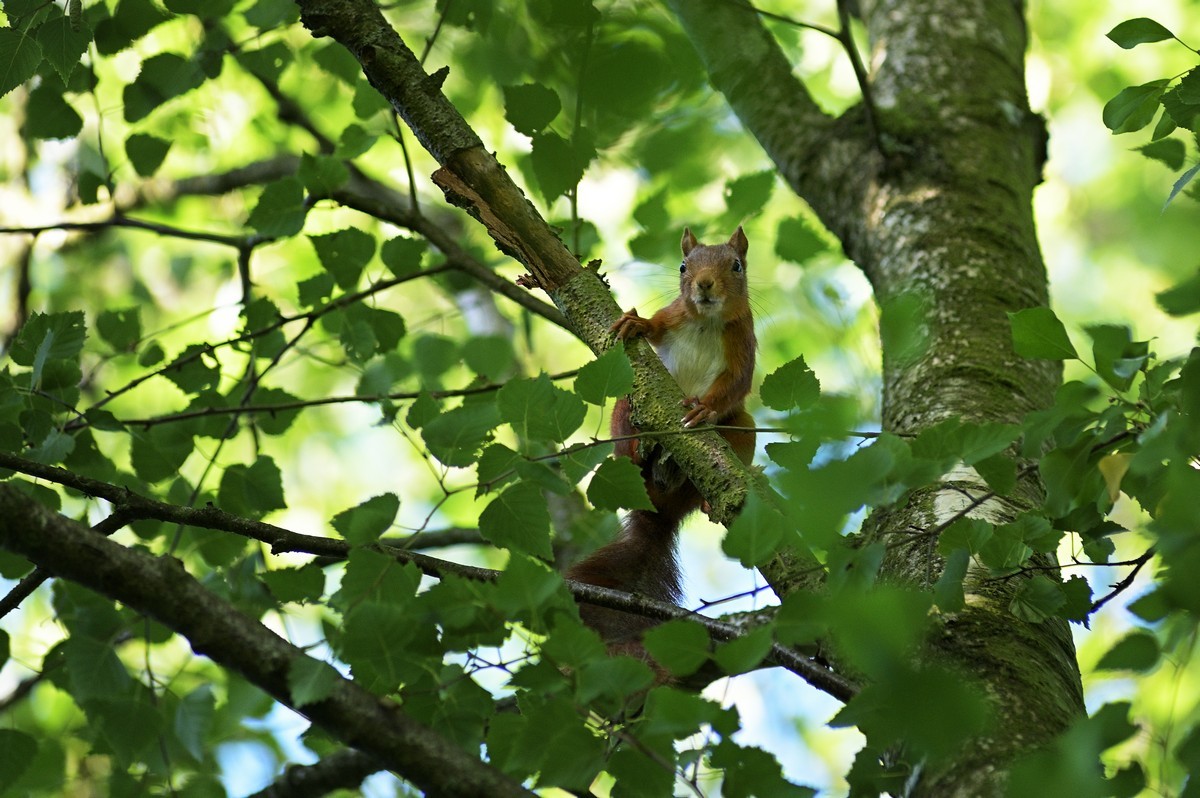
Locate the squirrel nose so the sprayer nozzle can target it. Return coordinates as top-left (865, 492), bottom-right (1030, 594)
top-left (697, 278), bottom-right (714, 291)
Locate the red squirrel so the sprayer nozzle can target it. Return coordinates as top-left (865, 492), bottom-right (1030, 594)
top-left (568, 227), bottom-right (756, 658)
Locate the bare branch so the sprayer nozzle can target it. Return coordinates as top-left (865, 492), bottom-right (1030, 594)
top-left (0, 451), bottom-right (852, 701)
top-left (248, 749), bottom-right (382, 798)
top-left (0, 484), bottom-right (533, 798)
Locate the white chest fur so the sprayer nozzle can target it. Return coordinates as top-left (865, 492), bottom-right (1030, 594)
top-left (654, 318), bottom-right (725, 400)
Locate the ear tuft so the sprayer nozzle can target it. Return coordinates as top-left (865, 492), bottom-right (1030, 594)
top-left (729, 226), bottom-right (748, 259)
top-left (681, 228), bottom-right (698, 256)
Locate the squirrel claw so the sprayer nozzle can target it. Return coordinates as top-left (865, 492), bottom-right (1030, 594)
top-left (681, 400), bottom-right (716, 428)
top-left (611, 308), bottom-right (649, 340)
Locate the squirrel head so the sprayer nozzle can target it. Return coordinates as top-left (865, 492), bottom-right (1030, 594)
top-left (678, 227), bottom-right (749, 320)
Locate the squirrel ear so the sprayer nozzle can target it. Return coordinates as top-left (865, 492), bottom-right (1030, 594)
top-left (729, 226), bottom-right (748, 258)
top-left (681, 228), bottom-right (698, 256)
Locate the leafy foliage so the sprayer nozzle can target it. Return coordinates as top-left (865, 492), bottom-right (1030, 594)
top-left (0, 2), bottom-right (1197, 797)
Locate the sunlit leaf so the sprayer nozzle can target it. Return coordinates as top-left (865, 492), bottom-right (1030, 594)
top-left (1106, 18), bottom-right (1175, 49)
top-left (1009, 307), bottom-right (1078, 360)
top-left (587, 456), bottom-right (653, 511)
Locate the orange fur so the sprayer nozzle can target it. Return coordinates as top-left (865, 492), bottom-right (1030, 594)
top-left (568, 227), bottom-right (757, 662)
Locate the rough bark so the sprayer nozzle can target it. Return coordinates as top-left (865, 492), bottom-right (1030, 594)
top-left (671, 0), bottom-right (1083, 794)
top-left (0, 485), bottom-right (533, 798)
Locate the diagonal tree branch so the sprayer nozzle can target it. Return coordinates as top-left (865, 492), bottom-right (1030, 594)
top-left (293, 0), bottom-right (759, 527)
top-left (0, 484), bottom-right (532, 798)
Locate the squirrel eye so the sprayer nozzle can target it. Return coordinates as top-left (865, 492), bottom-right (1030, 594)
top-left (679, 261), bottom-right (687, 273)
top-left (732, 259), bottom-right (743, 272)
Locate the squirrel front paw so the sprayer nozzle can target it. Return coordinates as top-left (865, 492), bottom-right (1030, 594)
top-left (611, 309), bottom-right (651, 340)
top-left (681, 397), bottom-right (718, 428)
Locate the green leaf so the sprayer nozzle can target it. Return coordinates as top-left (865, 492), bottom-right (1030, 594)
top-left (96, 307), bottom-right (142, 351)
top-left (298, 152), bottom-right (349, 196)
top-left (530, 130), bottom-right (595, 202)
top-left (164, 0), bottom-right (236, 16)
top-left (723, 171), bottom-right (775, 222)
top-left (247, 177), bottom-right (307, 238)
top-left (577, 656), bottom-right (655, 704)
top-left (380, 236), bottom-right (427, 278)
top-left (479, 481), bottom-right (552, 558)
top-left (504, 83), bottom-right (561, 136)
top-left (1008, 307), bottom-right (1078, 360)
top-left (574, 346), bottom-right (634, 405)
top-left (24, 80), bottom-right (82, 139)
top-left (975, 452), bottom-right (1017, 494)
top-left (759, 355), bottom-right (820, 411)
top-left (421, 401), bottom-right (499, 467)
top-left (313, 41), bottom-right (360, 82)
top-left (1137, 137), bottom-right (1186, 170)
top-left (587, 457), bottom-right (653, 511)
top-left (832, 665), bottom-right (989, 763)
top-left (1165, 163), bottom-right (1200, 209)
top-left (1008, 703), bottom-right (1135, 796)
top-left (1102, 81), bottom-right (1168, 134)
top-left (932, 547), bottom-right (968, 612)
top-left (331, 493), bottom-right (400, 545)
top-left (218, 458), bottom-right (287, 518)
top-left (93, 0), bottom-right (169, 55)
top-left (1156, 269), bottom-right (1200, 316)
top-left (0, 729), bottom-right (37, 786)
top-left (352, 78), bottom-right (389, 119)
top-left (642, 620), bottom-right (711, 677)
top-left (498, 373), bottom-right (586, 443)
top-left (334, 304), bottom-right (405, 361)
top-left (713, 742), bottom-right (815, 798)
top-left (236, 40), bottom-right (290, 82)
top-left (722, 492), bottom-right (786, 567)
top-left (173, 685), bottom-right (215, 762)
top-left (288, 657), bottom-right (340, 707)
top-left (541, 617), bottom-right (607, 669)
top-left (1009, 575), bottom-right (1066, 623)
top-left (124, 133), bottom-right (171, 177)
top-left (129, 423), bottom-right (193, 483)
top-left (332, 549), bottom-right (422, 610)
top-left (35, 15), bottom-right (90, 82)
top-left (643, 687), bottom-right (738, 738)
top-left (1095, 631), bottom-right (1159, 672)
top-left (63, 636), bottom-right (133, 703)
top-left (261, 564), bottom-right (325, 604)
top-left (774, 216), bottom-right (828, 264)
top-left (910, 418), bottom-right (1020, 466)
top-left (310, 228), bottom-right (376, 290)
top-left (713, 626), bottom-right (773, 674)
top-left (1085, 324), bottom-right (1148, 391)
top-left (335, 123), bottom-right (378, 159)
top-left (412, 333), bottom-right (459, 381)
top-left (340, 601), bottom-right (416, 693)
top-left (245, 387), bottom-right (302, 436)
top-left (0, 27), bottom-right (43, 99)
top-left (1107, 18), bottom-right (1175, 49)
top-left (11, 310), bottom-right (86, 368)
top-left (462, 335), bottom-right (514, 382)
top-left (123, 52), bottom-right (205, 123)
top-left (161, 344), bottom-right (219, 393)
top-left (494, 554), bottom-right (562, 618)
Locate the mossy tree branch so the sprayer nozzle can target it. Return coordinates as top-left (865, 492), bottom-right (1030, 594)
top-left (293, 0), bottom-right (760, 526)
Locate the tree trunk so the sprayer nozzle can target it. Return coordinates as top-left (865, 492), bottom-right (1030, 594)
top-left (671, 0), bottom-right (1084, 793)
